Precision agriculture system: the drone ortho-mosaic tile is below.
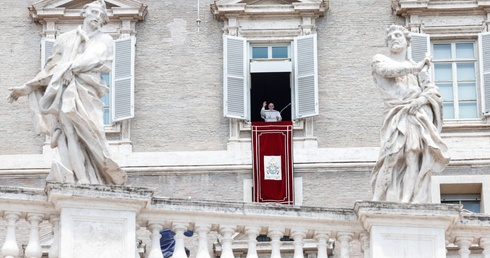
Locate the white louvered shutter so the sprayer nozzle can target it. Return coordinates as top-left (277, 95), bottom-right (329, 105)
top-left (408, 33), bottom-right (430, 63)
top-left (293, 34), bottom-right (318, 119)
top-left (479, 32), bottom-right (490, 116)
top-left (112, 36), bottom-right (135, 122)
top-left (41, 38), bottom-right (55, 69)
top-left (223, 35), bottom-right (248, 119)
top-left (409, 33), bottom-right (433, 91)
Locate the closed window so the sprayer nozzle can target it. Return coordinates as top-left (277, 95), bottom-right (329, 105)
top-left (252, 46), bottom-right (289, 59)
top-left (410, 32), bottom-right (490, 120)
top-left (432, 42), bottom-right (478, 119)
top-left (441, 194), bottom-right (481, 213)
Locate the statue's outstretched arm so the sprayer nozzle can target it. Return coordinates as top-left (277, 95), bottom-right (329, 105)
top-left (7, 84), bottom-right (34, 103)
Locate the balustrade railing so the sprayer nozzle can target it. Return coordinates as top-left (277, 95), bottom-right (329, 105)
top-left (0, 185), bottom-right (489, 258)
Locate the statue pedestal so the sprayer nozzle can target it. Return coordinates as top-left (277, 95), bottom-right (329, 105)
top-left (355, 201), bottom-right (461, 258)
top-left (45, 183), bottom-right (153, 258)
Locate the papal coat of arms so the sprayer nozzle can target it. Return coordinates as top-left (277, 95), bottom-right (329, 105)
top-left (263, 156), bottom-right (282, 180)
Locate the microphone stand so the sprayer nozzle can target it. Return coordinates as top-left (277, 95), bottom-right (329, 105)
top-left (280, 103), bottom-right (291, 114)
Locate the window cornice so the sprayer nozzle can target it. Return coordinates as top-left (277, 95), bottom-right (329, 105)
top-left (393, 0), bottom-right (490, 16)
top-left (211, 0), bottom-right (328, 19)
top-left (392, 0), bottom-right (489, 35)
top-left (211, 0), bottom-right (328, 37)
top-left (28, 0), bottom-right (147, 24)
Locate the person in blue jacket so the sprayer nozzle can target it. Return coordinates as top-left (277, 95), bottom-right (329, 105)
top-left (160, 228), bottom-right (194, 258)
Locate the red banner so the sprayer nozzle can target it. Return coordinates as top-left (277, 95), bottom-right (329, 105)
top-left (252, 121), bottom-right (293, 204)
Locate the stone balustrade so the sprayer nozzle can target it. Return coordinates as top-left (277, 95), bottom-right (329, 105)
top-left (0, 183), bottom-right (488, 258)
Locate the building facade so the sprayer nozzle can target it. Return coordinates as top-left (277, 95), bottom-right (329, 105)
top-left (0, 0), bottom-right (490, 257)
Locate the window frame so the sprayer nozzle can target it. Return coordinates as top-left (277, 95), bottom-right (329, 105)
top-left (250, 44), bottom-right (291, 60)
top-left (101, 73), bottom-right (112, 126)
top-left (431, 40), bottom-right (480, 120)
top-left (441, 193), bottom-right (481, 213)
top-left (432, 176), bottom-right (489, 214)
top-left (223, 34), bottom-right (319, 121)
top-left (411, 31), bottom-right (490, 123)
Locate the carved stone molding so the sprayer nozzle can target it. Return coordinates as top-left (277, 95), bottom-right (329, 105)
top-left (211, 0), bottom-right (328, 39)
top-left (29, 0), bottom-right (147, 23)
top-left (28, 0), bottom-right (147, 37)
top-left (392, 0), bottom-right (489, 36)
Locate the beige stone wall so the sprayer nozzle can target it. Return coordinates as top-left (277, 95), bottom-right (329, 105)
top-left (0, 0), bottom-right (405, 154)
top-left (315, 1), bottom-right (404, 148)
top-left (1, 0), bottom-right (487, 210)
top-left (131, 0), bottom-right (228, 152)
top-left (0, 1), bottom-right (44, 155)
top-left (126, 168), bottom-right (373, 209)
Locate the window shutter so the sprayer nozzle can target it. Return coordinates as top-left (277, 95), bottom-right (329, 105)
top-left (223, 35), bottom-right (248, 119)
top-left (41, 38), bottom-right (55, 69)
top-left (409, 33), bottom-right (434, 94)
top-left (112, 36), bottom-right (135, 122)
top-left (408, 33), bottom-right (430, 63)
top-left (479, 31), bottom-right (490, 116)
top-left (293, 34), bottom-right (318, 119)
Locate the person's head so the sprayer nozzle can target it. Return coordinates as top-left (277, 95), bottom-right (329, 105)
top-left (81, 0), bottom-right (109, 28)
top-left (268, 103), bottom-right (275, 110)
top-left (385, 25), bottom-right (411, 53)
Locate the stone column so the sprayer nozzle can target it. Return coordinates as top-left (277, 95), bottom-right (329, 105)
top-left (147, 222), bottom-right (164, 258)
top-left (49, 215), bottom-right (60, 258)
top-left (359, 232), bottom-right (370, 258)
top-left (1, 212), bottom-right (21, 258)
top-left (195, 223), bottom-right (211, 258)
top-left (25, 213), bottom-right (44, 258)
top-left (268, 227), bottom-right (284, 258)
top-left (337, 232), bottom-right (353, 258)
top-left (313, 231), bottom-right (330, 258)
top-left (481, 237), bottom-right (490, 258)
top-left (219, 225), bottom-right (236, 258)
top-left (172, 222), bottom-right (190, 258)
top-left (456, 237), bottom-right (473, 258)
top-left (290, 228), bottom-right (307, 258)
top-left (244, 226), bottom-right (260, 258)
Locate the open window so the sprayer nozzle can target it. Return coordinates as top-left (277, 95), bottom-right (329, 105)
top-left (31, 0), bottom-right (146, 143)
top-left (41, 36), bottom-right (136, 126)
top-left (223, 34), bottom-right (318, 122)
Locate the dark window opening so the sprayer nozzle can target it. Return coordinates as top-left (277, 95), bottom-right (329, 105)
top-left (441, 194), bottom-right (481, 213)
top-left (250, 72), bottom-right (291, 122)
top-left (256, 235), bottom-right (271, 242)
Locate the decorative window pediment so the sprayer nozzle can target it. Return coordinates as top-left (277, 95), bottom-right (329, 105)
top-left (391, 0), bottom-right (487, 37)
top-left (211, 0), bottom-right (328, 38)
top-left (29, 0), bottom-right (147, 24)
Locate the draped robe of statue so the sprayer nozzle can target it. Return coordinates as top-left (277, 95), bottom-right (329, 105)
top-left (24, 26), bottom-right (126, 185)
top-left (370, 54), bottom-right (450, 203)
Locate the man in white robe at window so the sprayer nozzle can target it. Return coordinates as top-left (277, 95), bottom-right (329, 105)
top-left (370, 25), bottom-right (450, 203)
top-left (8, 0), bottom-right (126, 185)
top-left (261, 101), bottom-right (282, 122)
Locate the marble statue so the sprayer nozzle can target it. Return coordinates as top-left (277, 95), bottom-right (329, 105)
top-left (8, 0), bottom-right (126, 185)
top-left (370, 25), bottom-right (450, 203)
